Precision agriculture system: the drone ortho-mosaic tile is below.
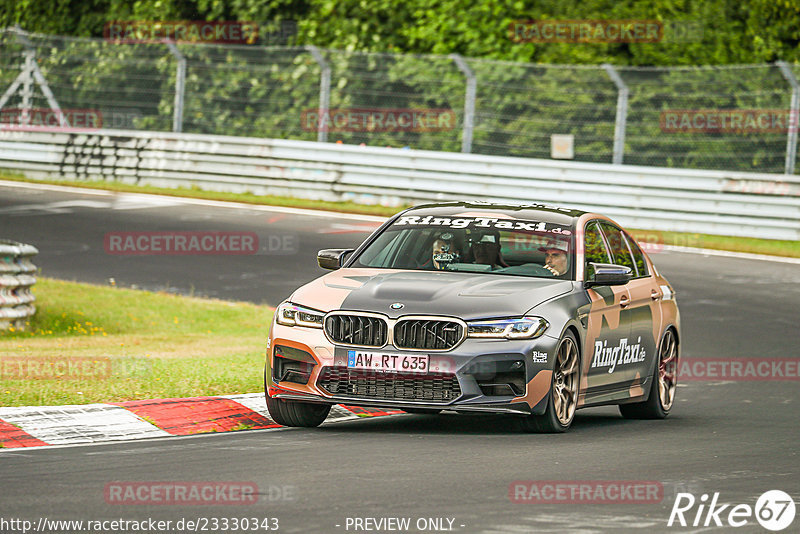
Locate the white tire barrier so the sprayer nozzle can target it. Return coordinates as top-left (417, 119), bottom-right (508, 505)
top-left (0, 240), bottom-right (38, 330)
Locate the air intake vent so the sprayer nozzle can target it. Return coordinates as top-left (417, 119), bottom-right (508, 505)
top-left (317, 367), bottom-right (461, 403)
top-left (324, 314), bottom-right (388, 347)
top-left (394, 319), bottom-right (464, 351)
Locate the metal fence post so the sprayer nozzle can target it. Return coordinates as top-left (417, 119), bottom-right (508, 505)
top-left (166, 43), bottom-right (186, 133)
top-left (2, 26), bottom-right (70, 127)
top-left (603, 64), bottom-right (628, 165)
top-left (776, 61), bottom-right (799, 175)
top-left (306, 45), bottom-right (331, 143)
top-left (450, 54), bottom-right (476, 154)
top-left (19, 50), bottom-right (34, 124)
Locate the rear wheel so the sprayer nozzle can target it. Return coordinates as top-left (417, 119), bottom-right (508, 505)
top-left (519, 331), bottom-right (580, 433)
top-left (619, 329), bottom-right (678, 419)
top-left (266, 395), bottom-right (332, 427)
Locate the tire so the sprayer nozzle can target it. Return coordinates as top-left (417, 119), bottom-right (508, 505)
top-left (266, 395), bottom-right (332, 427)
top-left (519, 331), bottom-right (580, 433)
top-left (401, 408), bottom-right (442, 415)
top-left (619, 329), bottom-right (678, 420)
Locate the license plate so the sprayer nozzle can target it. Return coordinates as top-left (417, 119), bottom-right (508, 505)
top-left (347, 350), bottom-right (429, 374)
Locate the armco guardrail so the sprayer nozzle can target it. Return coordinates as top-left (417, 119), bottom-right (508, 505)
top-left (0, 240), bottom-right (37, 330)
top-left (0, 128), bottom-right (799, 240)
top-left (3, 28), bottom-right (800, 174)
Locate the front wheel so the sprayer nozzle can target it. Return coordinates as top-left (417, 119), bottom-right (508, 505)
top-left (266, 395), bottom-right (331, 427)
top-left (519, 331), bottom-right (580, 433)
top-left (619, 329), bottom-right (678, 419)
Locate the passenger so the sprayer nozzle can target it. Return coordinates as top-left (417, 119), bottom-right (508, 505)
top-left (470, 232), bottom-right (508, 269)
top-left (419, 233), bottom-right (457, 270)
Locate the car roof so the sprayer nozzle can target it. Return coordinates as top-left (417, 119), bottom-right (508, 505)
top-left (400, 201), bottom-right (587, 226)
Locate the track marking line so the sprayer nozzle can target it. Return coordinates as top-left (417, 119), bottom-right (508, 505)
top-left (2, 180), bottom-right (796, 262)
top-left (0, 180), bottom-right (387, 222)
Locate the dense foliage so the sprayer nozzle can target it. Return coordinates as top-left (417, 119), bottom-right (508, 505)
top-left (3, 0), bottom-right (800, 66)
top-left (1, 1), bottom-right (799, 173)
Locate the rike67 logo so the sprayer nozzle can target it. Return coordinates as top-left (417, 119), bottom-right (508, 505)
top-left (668, 490), bottom-right (796, 531)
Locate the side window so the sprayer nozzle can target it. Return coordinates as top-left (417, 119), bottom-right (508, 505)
top-left (584, 222), bottom-right (611, 279)
top-left (623, 232), bottom-right (649, 278)
top-left (599, 222), bottom-right (635, 273)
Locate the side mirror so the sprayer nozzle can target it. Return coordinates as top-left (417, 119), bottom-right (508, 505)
top-left (585, 262), bottom-right (632, 287)
top-left (317, 249), bottom-right (354, 270)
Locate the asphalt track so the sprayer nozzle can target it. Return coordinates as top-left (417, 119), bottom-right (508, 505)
top-left (1, 181), bottom-right (799, 533)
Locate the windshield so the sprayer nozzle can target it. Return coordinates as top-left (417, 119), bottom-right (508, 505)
top-left (351, 215), bottom-right (575, 279)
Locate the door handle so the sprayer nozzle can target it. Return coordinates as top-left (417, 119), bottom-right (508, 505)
top-left (619, 295), bottom-right (629, 308)
top-left (651, 289), bottom-right (660, 300)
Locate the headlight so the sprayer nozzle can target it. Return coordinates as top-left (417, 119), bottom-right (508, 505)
top-left (276, 302), bottom-right (324, 328)
top-left (467, 317), bottom-right (548, 339)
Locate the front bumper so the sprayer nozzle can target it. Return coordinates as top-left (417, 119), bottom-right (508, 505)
top-left (265, 322), bottom-right (559, 416)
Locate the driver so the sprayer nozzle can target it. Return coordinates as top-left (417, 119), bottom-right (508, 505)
top-left (539, 239), bottom-right (569, 276)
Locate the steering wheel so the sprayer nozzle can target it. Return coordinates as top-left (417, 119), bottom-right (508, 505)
top-left (527, 264), bottom-right (560, 276)
top-left (494, 264), bottom-right (557, 276)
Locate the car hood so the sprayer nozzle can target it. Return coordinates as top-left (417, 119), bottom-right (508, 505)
top-left (289, 268), bottom-right (574, 320)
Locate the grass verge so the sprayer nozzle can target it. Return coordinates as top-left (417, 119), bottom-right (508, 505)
top-left (0, 278), bottom-right (271, 407)
top-left (1, 172), bottom-right (798, 258)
